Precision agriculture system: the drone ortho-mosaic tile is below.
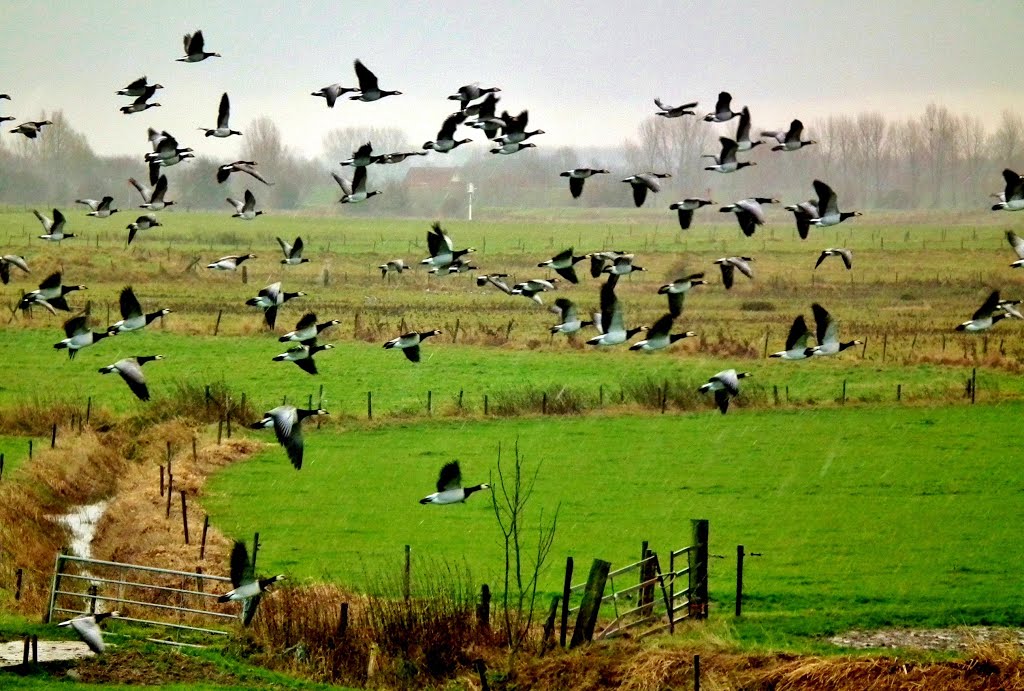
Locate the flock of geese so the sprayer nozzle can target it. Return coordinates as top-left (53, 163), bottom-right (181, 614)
top-left (5, 29), bottom-right (1024, 648)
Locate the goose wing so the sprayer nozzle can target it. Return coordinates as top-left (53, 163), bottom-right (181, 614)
top-left (293, 354), bottom-right (319, 375)
top-left (119, 286), bottom-right (142, 319)
top-left (714, 91), bottom-right (731, 115)
top-left (785, 119), bottom-right (804, 144)
top-left (437, 112), bottom-right (464, 140)
top-left (648, 312), bottom-right (674, 338)
top-left (718, 262), bottom-right (735, 289)
top-left (236, 162), bottom-right (273, 185)
top-left (972, 290), bottom-right (1001, 320)
top-left (718, 137), bottom-right (738, 164)
top-left (837, 248), bottom-right (853, 269)
top-left (1003, 169), bottom-right (1024, 202)
top-left (229, 540), bottom-right (253, 588)
top-left (63, 315), bottom-right (89, 338)
top-left (711, 369), bottom-right (740, 395)
top-left (271, 407), bottom-right (304, 469)
top-left (129, 177), bottom-right (153, 201)
top-left (351, 165), bottom-right (367, 194)
top-left (331, 172), bottom-right (352, 196)
top-left (243, 189), bottom-right (256, 212)
top-left (1007, 231), bottom-right (1024, 259)
top-left (39, 271), bottom-right (62, 291)
top-left (813, 180), bottom-right (838, 218)
top-left (568, 176), bottom-right (585, 198)
top-left (354, 141), bottom-right (372, 160)
top-left (186, 30), bottom-right (205, 55)
top-left (600, 277), bottom-right (624, 335)
top-left (736, 106), bottom-right (753, 140)
top-left (217, 93), bottom-right (230, 129)
top-left (68, 617), bottom-right (106, 654)
top-left (784, 315), bottom-right (810, 350)
top-left (276, 236), bottom-right (293, 258)
top-left (51, 209), bottom-right (66, 234)
top-left (353, 59), bottom-right (379, 92)
top-left (151, 175), bottom-right (168, 202)
top-left (553, 297), bottom-right (576, 323)
top-left (115, 359), bottom-right (150, 401)
top-left (437, 461), bottom-right (462, 492)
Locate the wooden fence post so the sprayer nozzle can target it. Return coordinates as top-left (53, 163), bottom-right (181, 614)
top-left (14, 568), bottom-right (22, 600)
top-left (540, 595), bottom-right (560, 653)
top-left (477, 583), bottom-right (490, 630)
top-left (213, 309), bottom-right (223, 336)
top-left (427, 390), bottom-right (432, 415)
top-left (841, 380), bottom-right (847, 405)
top-left (165, 473), bottom-right (173, 518)
top-left (338, 602), bottom-right (349, 638)
top-left (484, 395), bottom-right (489, 416)
top-left (159, 465), bottom-right (165, 497)
top-left (200, 515), bottom-right (210, 559)
top-left (971, 368), bottom-right (977, 404)
top-left (689, 519), bottom-right (709, 619)
top-left (251, 532), bottom-right (260, 571)
top-left (694, 654), bottom-right (701, 691)
top-left (897, 384), bottom-right (902, 401)
top-left (735, 545), bottom-right (745, 617)
top-left (403, 544), bottom-right (411, 601)
top-left (180, 491), bottom-right (189, 544)
top-left (367, 391), bottom-right (373, 420)
top-left (86, 396), bottom-right (91, 424)
top-left (560, 556), bottom-right (573, 648)
top-left (1, 453), bottom-right (4, 482)
top-left (28, 439), bottom-right (33, 460)
top-left (882, 333), bottom-right (888, 363)
top-left (50, 423), bottom-right (57, 449)
top-left (569, 559), bottom-right (611, 648)
top-left (542, 391), bottom-right (547, 415)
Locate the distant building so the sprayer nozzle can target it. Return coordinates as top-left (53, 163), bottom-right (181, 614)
top-left (403, 167), bottom-right (462, 191)
top-left (403, 167), bottom-right (465, 216)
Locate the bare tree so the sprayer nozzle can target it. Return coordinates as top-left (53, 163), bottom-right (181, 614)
top-left (990, 110), bottom-right (1024, 169)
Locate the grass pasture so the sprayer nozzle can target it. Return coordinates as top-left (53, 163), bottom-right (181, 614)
top-left (205, 402), bottom-right (1024, 644)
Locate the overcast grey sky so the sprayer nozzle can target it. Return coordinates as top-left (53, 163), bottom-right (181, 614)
top-left (3, 1), bottom-right (1021, 160)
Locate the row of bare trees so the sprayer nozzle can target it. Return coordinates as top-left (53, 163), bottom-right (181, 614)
top-left (1, 104), bottom-right (1022, 213)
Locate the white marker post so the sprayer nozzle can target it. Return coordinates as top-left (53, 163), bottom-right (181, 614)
top-left (467, 183), bottom-right (475, 221)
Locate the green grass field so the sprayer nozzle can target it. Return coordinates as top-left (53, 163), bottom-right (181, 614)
top-left (205, 401), bottom-right (1024, 643)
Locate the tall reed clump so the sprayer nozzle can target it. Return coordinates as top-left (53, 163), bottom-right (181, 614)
top-left (490, 386), bottom-right (591, 417)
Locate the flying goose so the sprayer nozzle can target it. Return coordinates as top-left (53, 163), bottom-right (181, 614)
top-left (704, 137), bottom-right (755, 173)
top-left (273, 343), bottom-right (334, 375)
top-left (117, 76), bottom-right (162, 97)
top-left (99, 355), bottom-right (164, 401)
top-left (249, 406), bottom-right (328, 469)
top-left (1006, 231), bottom-right (1024, 267)
top-left (495, 109), bottom-right (543, 145)
top-left (383, 329), bottom-right (442, 362)
top-left (807, 303), bottom-right (862, 355)
top-left (476, 273), bottom-right (512, 295)
top-left (379, 259), bottom-right (409, 277)
top-left (421, 222), bottom-right (474, 270)
top-left (734, 106), bottom-right (762, 151)
top-left (311, 83), bottom-right (358, 108)
top-left (279, 313), bottom-right (341, 343)
top-left (108, 286), bottom-right (171, 333)
top-left (815, 248), bottom-right (853, 270)
top-left (654, 98), bottom-right (698, 118)
top-left (464, 92), bottom-right (503, 138)
top-left (785, 200), bottom-right (819, 239)
top-left (37, 209), bottom-right (74, 241)
top-left (126, 214), bottom-right (161, 245)
top-left (420, 461), bottom-right (489, 505)
top-left (119, 85), bottom-right (161, 114)
top-left (207, 254), bottom-right (256, 271)
top-left (669, 198), bottom-right (714, 230)
top-left (699, 369), bottom-right (751, 414)
top-left (85, 196), bottom-right (118, 218)
top-left (659, 273), bottom-right (706, 317)
top-left (810, 180), bottom-right (861, 227)
top-left (560, 168), bottom-right (610, 198)
top-left (550, 298), bottom-right (593, 335)
top-left (991, 169), bottom-right (1024, 211)
top-left (714, 256), bottom-right (754, 289)
top-left (601, 254), bottom-right (645, 276)
top-left (720, 198), bottom-right (777, 236)
top-left (769, 315), bottom-right (812, 360)
top-left (350, 59), bottom-right (402, 101)
top-left (10, 120), bottom-right (52, 138)
top-left (246, 282), bottom-right (305, 329)
top-left (333, 166), bottom-right (380, 203)
top-left (177, 30), bottom-right (220, 62)
top-left (444, 256), bottom-right (478, 274)
top-left (130, 174), bottom-right (174, 210)
top-left (379, 151), bottom-right (428, 164)
top-left (423, 112), bottom-right (472, 152)
top-left (511, 278), bottom-right (559, 305)
top-left (489, 141), bottom-right (537, 155)
top-left (0, 254), bottom-right (30, 284)
top-left (217, 541), bottom-right (285, 625)
top-left (762, 119), bottom-right (815, 151)
top-left (199, 93), bottom-right (241, 137)
top-left (586, 276), bottom-right (645, 346)
top-left (277, 236), bottom-right (309, 265)
top-left (622, 172), bottom-right (671, 207)
top-left (955, 290), bottom-right (1007, 332)
top-left (217, 160), bottom-right (273, 185)
top-left (227, 189), bottom-right (263, 219)
top-left (340, 141), bottom-right (384, 167)
top-left (703, 92), bottom-right (740, 122)
top-left (449, 84), bottom-right (501, 111)
top-left (998, 299), bottom-right (1024, 320)
top-left (74, 198), bottom-right (102, 212)
top-left (588, 250), bottom-right (629, 278)
top-left (58, 612), bottom-right (121, 654)
top-left (19, 271), bottom-right (85, 313)
top-left (145, 131), bottom-right (192, 162)
top-left (538, 247), bottom-right (587, 284)
top-left (630, 313), bottom-right (696, 352)
top-left (54, 314), bottom-right (114, 359)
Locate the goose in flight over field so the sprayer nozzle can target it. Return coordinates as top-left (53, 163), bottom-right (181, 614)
top-left (659, 273), bottom-right (706, 317)
top-left (421, 222), bottom-right (474, 271)
top-left (560, 168), bottom-right (610, 198)
top-left (669, 198), bottom-right (714, 230)
top-left (199, 93), bottom-right (241, 137)
top-left (704, 137), bottom-right (755, 173)
top-left (379, 150), bottom-right (428, 164)
top-left (75, 198), bottom-right (105, 211)
top-left (489, 141), bottom-right (536, 155)
top-left (587, 276), bottom-right (646, 346)
top-left (699, 369), bottom-right (751, 414)
top-left (36, 209), bottom-right (75, 241)
top-left (177, 30), bottom-right (221, 62)
top-left (810, 180), bottom-right (861, 227)
top-left (423, 112), bottom-right (472, 152)
top-left (277, 236), bottom-right (309, 265)
top-left (622, 172), bottom-right (671, 207)
top-left (248, 406), bottom-right (328, 470)
top-left (734, 106), bottom-right (762, 151)
top-left (538, 247), bottom-right (587, 284)
top-left (207, 254), bottom-right (256, 271)
top-left (227, 189), bottom-right (263, 219)
top-left (449, 83), bottom-right (501, 111)
top-left (117, 76), bottom-right (162, 97)
top-left (601, 254), bottom-right (645, 276)
top-left (630, 313), bottom-right (695, 352)
top-left (54, 314), bottom-right (114, 359)
top-left (703, 91), bottom-right (740, 122)
top-left (311, 82), bottom-right (358, 107)
top-left (246, 282), bottom-right (305, 329)
top-left (58, 612), bottom-right (121, 654)
top-left (762, 119), bottom-right (815, 151)
top-left (0, 254), bottom-right (29, 284)
top-left (955, 290), bottom-right (1007, 332)
top-left (118, 85), bottom-right (161, 114)
top-left (126, 214), bottom-right (161, 245)
top-left (379, 259), bottom-right (409, 277)
top-left (494, 109), bottom-right (543, 145)
top-left (85, 196), bottom-right (118, 218)
top-left (108, 286), bottom-right (171, 333)
top-left (807, 303), bottom-right (862, 356)
top-left (19, 271), bottom-right (85, 313)
top-left (769, 315), bottom-right (812, 360)
top-left (476, 273), bottom-right (512, 295)
top-left (550, 298), bottom-right (593, 335)
top-left (511, 278), bottom-right (559, 305)
top-left (217, 160), bottom-right (273, 185)
top-left (383, 329), bottom-right (442, 362)
top-left (333, 166), bottom-right (380, 203)
top-left (279, 313), bottom-right (341, 343)
top-left (216, 541), bottom-right (285, 625)
top-left (420, 461), bottom-right (490, 505)
top-left (130, 174), bottom-right (174, 210)
top-left (714, 256), bottom-right (754, 290)
top-left (720, 198), bottom-right (777, 236)
top-left (785, 199), bottom-right (819, 239)
top-left (815, 248), bottom-right (853, 270)
top-left (465, 92), bottom-right (503, 138)
top-left (340, 141), bottom-right (384, 167)
top-left (273, 342), bottom-right (334, 375)
top-left (350, 59), bottom-right (402, 101)
top-left (145, 130), bottom-right (191, 162)
top-left (10, 120), bottom-right (52, 138)
top-left (1006, 231), bottom-right (1024, 267)
top-left (99, 356), bottom-right (164, 401)
top-left (654, 97), bottom-right (698, 118)
top-left (992, 169), bottom-right (1024, 211)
